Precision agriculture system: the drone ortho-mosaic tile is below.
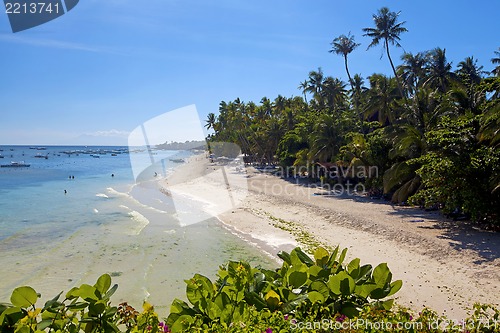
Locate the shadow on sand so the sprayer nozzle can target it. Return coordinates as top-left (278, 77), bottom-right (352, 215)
top-left (279, 176), bottom-right (500, 264)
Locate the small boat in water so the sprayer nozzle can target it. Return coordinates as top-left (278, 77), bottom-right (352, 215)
top-left (1, 161), bottom-right (30, 168)
top-left (169, 158), bottom-right (185, 163)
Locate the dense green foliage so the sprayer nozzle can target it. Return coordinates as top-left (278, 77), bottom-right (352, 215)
top-left (1, 247), bottom-right (499, 332)
top-left (166, 246), bottom-right (401, 331)
top-left (205, 7), bottom-right (500, 226)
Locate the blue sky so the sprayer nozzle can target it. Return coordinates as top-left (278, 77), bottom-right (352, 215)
top-left (0, 0), bottom-right (498, 145)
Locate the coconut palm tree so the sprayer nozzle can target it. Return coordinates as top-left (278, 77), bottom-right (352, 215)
top-left (362, 7), bottom-right (407, 98)
top-left (424, 48), bottom-right (457, 93)
top-left (310, 114), bottom-right (343, 162)
top-left (457, 56), bottom-right (484, 86)
top-left (205, 113), bottom-right (216, 131)
top-left (329, 32), bottom-right (360, 87)
top-left (298, 80), bottom-right (309, 104)
top-left (306, 68), bottom-right (325, 105)
top-left (321, 77), bottom-right (347, 112)
top-left (364, 74), bottom-right (400, 125)
top-left (399, 52), bottom-right (428, 96)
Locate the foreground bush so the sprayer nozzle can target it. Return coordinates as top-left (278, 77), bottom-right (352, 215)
top-left (0, 247), bottom-right (498, 332)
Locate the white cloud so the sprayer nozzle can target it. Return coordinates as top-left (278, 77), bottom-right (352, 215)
top-left (0, 34), bottom-right (123, 54)
top-left (84, 129), bottom-right (130, 138)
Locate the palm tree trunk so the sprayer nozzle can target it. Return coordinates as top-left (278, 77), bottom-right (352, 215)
top-left (385, 38), bottom-right (405, 99)
top-left (344, 55), bottom-right (365, 134)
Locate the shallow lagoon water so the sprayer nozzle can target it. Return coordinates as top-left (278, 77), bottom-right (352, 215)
top-left (0, 146), bottom-right (276, 310)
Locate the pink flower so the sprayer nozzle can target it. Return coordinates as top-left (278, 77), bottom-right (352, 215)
top-left (159, 322), bottom-right (171, 333)
top-left (336, 314), bottom-right (347, 322)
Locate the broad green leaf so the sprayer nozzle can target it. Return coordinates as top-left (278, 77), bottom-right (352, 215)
top-left (307, 291), bottom-right (325, 304)
top-left (94, 274), bottom-right (111, 295)
top-left (314, 247), bottom-right (330, 266)
top-left (347, 258), bottom-right (360, 274)
top-left (288, 269), bottom-right (308, 289)
top-left (265, 290), bottom-right (280, 309)
top-left (65, 287), bottom-right (80, 300)
top-left (370, 286), bottom-right (392, 300)
top-left (328, 271), bottom-right (354, 296)
top-left (308, 265), bottom-right (323, 280)
top-left (310, 280), bottom-right (330, 299)
top-left (169, 314), bottom-right (194, 332)
top-left (88, 301), bottom-right (106, 316)
top-left (77, 284), bottom-right (100, 302)
top-left (374, 299), bottom-right (394, 310)
top-left (10, 286), bottom-right (38, 308)
top-left (386, 280), bottom-right (403, 297)
top-left (169, 299), bottom-right (191, 314)
top-left (354, 283), bottom-right (377, 299)
top-left (373, 263), bottom-right (392, 287)
top-left (185, 274), bottom-right (214, 311)
top-left (0, 307), bottom-right (25, 325)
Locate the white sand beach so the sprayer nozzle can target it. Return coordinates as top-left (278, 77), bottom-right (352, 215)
top-left (160, 153), bottom-right (500, 320)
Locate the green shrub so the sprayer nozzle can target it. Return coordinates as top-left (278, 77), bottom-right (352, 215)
top-left (0, 247), bottom-right (498, 332)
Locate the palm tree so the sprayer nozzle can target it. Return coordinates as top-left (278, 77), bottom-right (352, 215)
top-left (298, 80), bottom-right (309, 103)
top-left (321, 77), bottom-right (347, 112)
top-left (351, 74), bottom-right (368, 132)
top-left (491, 47), bottom-right (500, 77)
top-left (306, 68), bottom-right (325, 105)
top-left (424, 48), bottom-right (456, 93)
top-left (329, 32), bottom-right (360, 87)
top-left (399, 52), bottom-right (428, 96)
top-left (362, 7), bottom-right (407, 98)
top-left (364, 74), bottom-right (400, 125)
top-left (205, 113), bottom-right (216, 131)
top-left (457, 56), bottom-right (484, 86)
top-left (310, 114), bottom-right (342, 162)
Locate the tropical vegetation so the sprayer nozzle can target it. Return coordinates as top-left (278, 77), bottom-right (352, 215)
top-left (205, 7), bottom-right (500, 226)
top-left (1, 246), bottom-right (499, 332)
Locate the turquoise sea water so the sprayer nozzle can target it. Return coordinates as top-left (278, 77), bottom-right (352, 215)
top-left (0, 145), bottom-right (275, 308)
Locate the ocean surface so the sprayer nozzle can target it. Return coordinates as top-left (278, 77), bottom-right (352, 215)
top-left (0, 145), bottom-right (275, 309)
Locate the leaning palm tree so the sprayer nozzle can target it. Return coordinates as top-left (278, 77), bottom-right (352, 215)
top-left (362, 7), bottom-right (407, 98)
top-left (329, 32), bottom-right (360, 87)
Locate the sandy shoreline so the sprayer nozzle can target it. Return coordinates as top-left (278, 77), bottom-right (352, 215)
top-left (163, 153), bottom-right (500, 320)
top-left (2, 152), bottom-right (497, 320)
